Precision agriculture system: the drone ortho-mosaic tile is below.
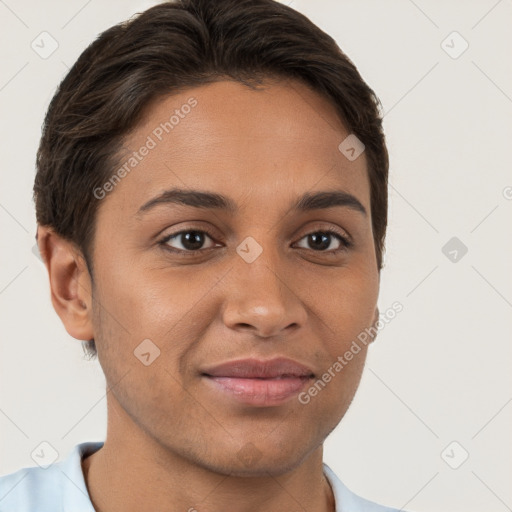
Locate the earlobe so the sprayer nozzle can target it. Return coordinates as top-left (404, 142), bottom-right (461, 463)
top-left (369, 307), bottom-right (380, 344)
top-left (37, 226), bottom-right (94, 342)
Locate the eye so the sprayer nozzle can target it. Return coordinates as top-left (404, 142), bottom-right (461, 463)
top-left (158, 227), bottom-right (352, 256)
top-left (159, 229), bottom-right (219, 253)
top-left (294, 229), bottom-right (351, 253)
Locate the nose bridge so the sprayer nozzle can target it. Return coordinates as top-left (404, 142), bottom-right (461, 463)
top-left (222, 235), bottom-right (305, 337)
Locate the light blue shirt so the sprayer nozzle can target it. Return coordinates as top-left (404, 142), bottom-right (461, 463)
top-left (0, 442), bottom-right (403, 511)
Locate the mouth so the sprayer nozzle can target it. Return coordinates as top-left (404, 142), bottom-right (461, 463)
top-left (200, 357), bottom-right (315, 407)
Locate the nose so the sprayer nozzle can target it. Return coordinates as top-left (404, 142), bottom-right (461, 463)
top-left (222, 247), bottom-right (307, 338)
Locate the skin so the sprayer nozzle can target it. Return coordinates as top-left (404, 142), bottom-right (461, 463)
top-left (38, 78), bottom-right (380, 512)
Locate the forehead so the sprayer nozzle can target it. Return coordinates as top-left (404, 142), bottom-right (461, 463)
top-left (103, 79), bottom-right (370, 215)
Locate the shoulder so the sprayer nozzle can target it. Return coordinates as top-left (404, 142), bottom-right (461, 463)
top-left (0, 464), bottom-right (47, 512)
top-left (323, 463), bottom-right (408, 512)
top-left (0, 441), bottom-right (103, 512)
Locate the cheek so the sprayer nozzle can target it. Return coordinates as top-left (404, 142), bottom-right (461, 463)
top-left (293, 265), bottom-right (377, 408)
top-left (295, 345), bottom-right (368, 446)
top-left (93, 259), bottom-right (194, 336)
top-left (91, 260), bottom-right (224, 384)
top-left (313, 266), bottom-right (379, 346)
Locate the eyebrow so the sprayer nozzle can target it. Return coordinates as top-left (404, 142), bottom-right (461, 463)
top-left (137, 188), bottom-right (367, 217)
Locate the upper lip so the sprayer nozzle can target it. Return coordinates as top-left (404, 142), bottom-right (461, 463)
top-left (201, 357), bottom-right (315, 379)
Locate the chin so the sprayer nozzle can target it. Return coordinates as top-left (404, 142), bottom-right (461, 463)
top-left (203, 444), bottom-right (313, 478)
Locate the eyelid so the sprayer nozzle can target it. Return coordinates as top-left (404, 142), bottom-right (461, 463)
top-left (291, 219), bottom-right (353, 247)
top-left (292, 227), bottom-right (352, 253)
top-left (297, 223), bottom-right (352, 244)
top-left (159, 226), bottom-right (220, 252)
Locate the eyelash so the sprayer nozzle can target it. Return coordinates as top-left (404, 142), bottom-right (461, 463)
top-left (158, 227), bottom-right (352, 256)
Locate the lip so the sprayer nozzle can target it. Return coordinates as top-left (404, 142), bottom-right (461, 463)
top-left (201, 357), bottom-right (315, 379)
top-left (201, 357), bottom-right (315, 407)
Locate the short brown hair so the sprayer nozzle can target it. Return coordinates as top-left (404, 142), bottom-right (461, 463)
top-left (34, 0), bottom-right (389, 359)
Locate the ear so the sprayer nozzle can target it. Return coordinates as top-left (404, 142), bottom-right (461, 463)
top-left (37, 225), bottom-right (94, 341)
top-left (369, 307), bottom-right (380, 344)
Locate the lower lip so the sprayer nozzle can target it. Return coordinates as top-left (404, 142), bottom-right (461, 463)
top-left (203, 375), bottom-right (312, 406)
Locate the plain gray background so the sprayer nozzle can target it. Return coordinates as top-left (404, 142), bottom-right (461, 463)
top-left (1, 1), bottom-right (511, 511)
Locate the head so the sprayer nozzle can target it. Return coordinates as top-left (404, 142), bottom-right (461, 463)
top-left (35, 0), bottom-right (388, 475)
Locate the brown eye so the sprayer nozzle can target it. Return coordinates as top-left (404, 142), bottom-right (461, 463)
top-left (295, 230), bottom-right (351, 252)
top-left (161, 230), bottom-right (217, 252)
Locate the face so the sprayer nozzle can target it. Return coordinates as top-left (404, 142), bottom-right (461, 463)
top-left (85, 79), bottom-right (379, 476)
